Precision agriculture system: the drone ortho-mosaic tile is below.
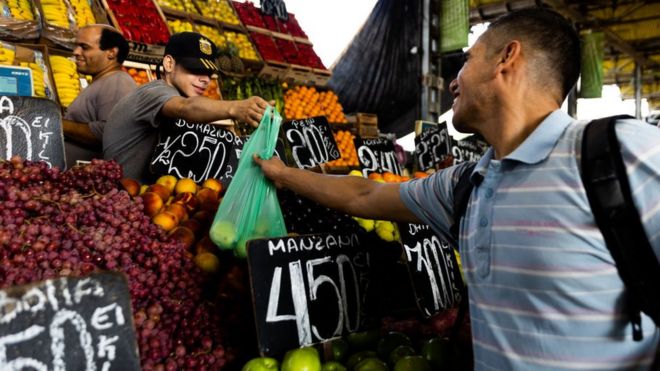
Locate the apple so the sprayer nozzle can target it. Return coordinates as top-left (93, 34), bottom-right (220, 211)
top-left (387, 345), bottom-right (416, 367)
top-left (346, 330), bottom-right (380, 352)
top-left (210, 220), bottom-right (237, 250)
top-left (421, 336), bottom-right (450, 369)
top-left (346, 351), bottom-right (377, 370)
top-left (140, 191), bottom-right (163, 217)
top-left (234, 237), bottom-right (249, 258)
top-left (242, 357), bottom-right (278, 371)
top-left (194, 252), bottom-right (220, 274)
top-left (120, 178), bottom-right (140, 196)
top-left (152, 211), bottom-right (178, 232)
top-left (354, 358), bottom-right (388, 371)
top-left (174, 178), bottom-right (197, 194)
top-left (147, 183), bottom-right (171, 202)
top-left (281, 346), bottom-right (321, 371)
top-left (168, 226), bottom-right (195, 250)
top-left (196, 187), bottom-right (219, 210)
top-left (202, 178), bottom-right (223, 194)
top-left (165, 203), bottom-right (188, 223)
top-left (321, 361), bottom-right (346, 371)
top-left (376, 331), bottom-right (412, 359)
top-left (328, 337), bottom-right (349, 363)
top-left (156, 174), bottom-right (177, 193)
top-left (393, 355), bottom-right (431, 371)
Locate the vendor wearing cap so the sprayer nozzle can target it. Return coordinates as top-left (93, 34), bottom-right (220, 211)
top-left (104, 32), bottom-right (270, 180)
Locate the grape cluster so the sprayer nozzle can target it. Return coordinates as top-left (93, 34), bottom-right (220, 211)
top-left (277, 189), bottom-right (362, 235)
top-left (0, 157), bottom-right (248, 370)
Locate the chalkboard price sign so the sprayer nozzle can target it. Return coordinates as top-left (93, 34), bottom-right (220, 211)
top-left (282, 116), bottom-right (340, 169)
top-left (397, 223), bottom-right (464, 317)
top-left (0, 271), bottom-right (139, 370)
top-left (414, 122), bottom-right (451, 171)
top-left (451, 135), bottom-right (489, 165)
top-left (0, 96), bottom-right (65, 169)
top-left (354, 136), bottom-right (402, 177)
top-left (247, 233), bottom-right (370, 356)
top-left (150, 119), bottom-right (241, 184)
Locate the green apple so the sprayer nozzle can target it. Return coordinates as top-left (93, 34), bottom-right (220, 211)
top-left (346, 330), bottom-right (380, 351)
top-left (281, 346), bottom-right (322, 371)
top-left (242, 356), bottom-right (279, 371)
top-left (210, 220), bottom-right (237, 250)
top-left (234, 237), bottom-right (249, 258)
top-left (421, 337), bottom-right (450, 369)
top-left (394, 355), bottom-right (431, 371)
top-left (387, 345), bottom-right (416, 367)
top-left (376, 331), bottom-right (412, 359)
top-left (354, 358), bottom-right (388, 371)
top-left (321, 361), bottom-right (347, 371)
top-left (329, 337), bottom-right (349, 363)
top-left (346, 351), bottom-right (378, 370)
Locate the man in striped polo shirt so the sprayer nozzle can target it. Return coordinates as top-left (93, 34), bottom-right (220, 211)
top-left (254, 8), bottom-right (659, 370)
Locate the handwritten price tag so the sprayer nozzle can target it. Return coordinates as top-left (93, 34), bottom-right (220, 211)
top-left (282, 116), bottom-right (340, 169)
top-left (353, 136), bottom-right (401, 177)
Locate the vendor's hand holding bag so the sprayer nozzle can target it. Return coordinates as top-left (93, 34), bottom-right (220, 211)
top-left (209, 106), bottom-right (287, 257)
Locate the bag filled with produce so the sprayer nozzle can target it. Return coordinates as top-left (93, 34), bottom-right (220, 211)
top-left (209, 106), bottom-right (287, 257)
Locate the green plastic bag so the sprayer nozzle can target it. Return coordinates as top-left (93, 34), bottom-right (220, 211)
top-left (209, 106), bottom-right (287, 257)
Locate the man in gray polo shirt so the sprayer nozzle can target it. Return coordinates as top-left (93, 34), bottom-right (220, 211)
top-left (104, 32), bottom-right (269, 180)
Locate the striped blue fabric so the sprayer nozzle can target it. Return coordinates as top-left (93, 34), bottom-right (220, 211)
top-left (400, 110), bottom-right (660, 370)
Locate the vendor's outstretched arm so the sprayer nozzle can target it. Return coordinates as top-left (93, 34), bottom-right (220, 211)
top-left (161, 95), bottom-right (271, 127)
top-left (254, 155), bottom-right (421, 223)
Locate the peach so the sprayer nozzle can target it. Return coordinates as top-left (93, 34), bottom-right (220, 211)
top-left (194, 252), bottom-right (220, 274)
top-left (194, 235), bottom-right (216, 255)
top-left (156, 174), bottom-right (177, 193)
top-left (180, 218), bottom-right (202, 236)
top-left (174, 178), bottom-right (197, 195)
top-left (152, 211), bottom-right (178, 232)
top-left (147, 183), bottom-right (171, 203)
top-left (120, 178), bottom-right (140, 197)
top-left (196, 187), bottom-right (219, 211)
top-left (165, 203), bottom-right (188, 223)
top-left (169, 226), bottom-right (196, 250)
top-left (202, 178), bottom-right (223, 194)
top-left (173, 192), bottom-right (197, 212)
top-left (140, 192), bottom-right (163, 217)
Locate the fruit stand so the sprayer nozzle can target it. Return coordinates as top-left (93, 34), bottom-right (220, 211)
top-left (0, 1), bottom-right (483, 370)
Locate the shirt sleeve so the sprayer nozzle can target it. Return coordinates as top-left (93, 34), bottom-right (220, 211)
top-left (399, 162), bottom-right (473, 242)
top-left (88, 74), bottom-right (137, 139)
top-left (616, 119), bottom-right (660, 262)
top-left (132, 81), bottom-right (180, 128)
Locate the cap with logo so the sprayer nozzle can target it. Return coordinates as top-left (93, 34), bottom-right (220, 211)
top-left (163, 32), bottom-right (219, 75)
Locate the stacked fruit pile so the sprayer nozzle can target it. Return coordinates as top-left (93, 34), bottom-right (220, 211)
top-left (221, 76), bottom-right (284, 113)
top-left (18, 61), bottom-right (47, 97)
top-left (123, 66), bottom-right (150, 85)
top-left (40, 0), bottom-right (73, 28)
top-left (278, 13), bottom-right (307, 38)
top-left (296, 42), bottom-right (325, 69)
top-left (242, 330), bottom-right (460, 370)
top-left (0, 158), bottom-right (252, 369)
top-left (0, 43), bottom-right (16, 65)
top-left (249, 32), bottom-right (284, 63)
top-left (284, 86), bottom-right (348, 123)
top-left (195, 0), bottom-right (240, 25)
top-left (231, 0), bottom-right (265, 28)
top-left (326, 129), bottom-right (359, 167)
top-left (105, 0), bottom-right (170, 45)
top-left (69, 0), bottom-right (96, 27)
top-left (5, 0), bottom-right (36, 20)
top-left (49, 55), bottom-right (81, 107)
top-left (167, 18), bottom-right (194, 33)
top-left (156, 0), bottom-right (199, 14)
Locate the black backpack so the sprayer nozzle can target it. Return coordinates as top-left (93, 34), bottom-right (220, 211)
top-left (450, 115), bottom-right (660, 341)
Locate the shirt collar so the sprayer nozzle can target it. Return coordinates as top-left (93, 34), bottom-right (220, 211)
top-left (470, 109), bottom-right (573, 184)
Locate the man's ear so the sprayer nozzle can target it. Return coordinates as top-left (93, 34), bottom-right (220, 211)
top-left (163, 55), bottom-right (175, 72)
top-left (499, 41), bottom-right (521, 66)
top-left (106, 46), bottom-right (118, 61)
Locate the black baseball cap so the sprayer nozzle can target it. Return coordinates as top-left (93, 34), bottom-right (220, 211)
top-left (164, 32), bottom-right (219, 75)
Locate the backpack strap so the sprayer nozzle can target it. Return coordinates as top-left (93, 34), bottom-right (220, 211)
top-left (450, 162), bottom-right (477, 242)
top-left (581, 115), bottom-right (660, 341)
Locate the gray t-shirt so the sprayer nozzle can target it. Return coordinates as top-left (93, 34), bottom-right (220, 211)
top-left (103, 80), bottom-right (180, 180)
top-left (64, 71), bottom-right (136, 167)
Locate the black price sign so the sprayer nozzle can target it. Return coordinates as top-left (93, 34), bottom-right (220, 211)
top-left (397, 223), bottom-right (464, 317)
top-left (0, 96), bottom-right (64, 169)
top-left (354, 136), bottom-right (401, 176)
top-left (0, 272), bottom-right (139, 370)
top-left (414, 122), bottom-right (451, 171)
top-left (451, 135), bottom-right (488, 165)
top-left (247, 233), bottom-right (370, 356)
top-left (282, 116), bottom-right (340, 169)
top-left (150, 119), bottom-right (241, 184)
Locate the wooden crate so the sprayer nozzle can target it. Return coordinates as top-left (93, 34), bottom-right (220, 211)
top-left (347, 112), bottom-right (379, 138)
top-left (259, 60), bottom-right (288, 80)
top-left (283, 64), bottom-right (312, 85)
top-left (309, 68), bottom-right (331, 87)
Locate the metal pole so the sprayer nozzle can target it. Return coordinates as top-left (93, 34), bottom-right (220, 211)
top-left (634, 62), bottom-right (642, 119)
top-left (421, 0), bottom-right (431, 121)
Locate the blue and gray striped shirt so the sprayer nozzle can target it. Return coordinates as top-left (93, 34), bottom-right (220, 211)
top-left (400, 109), bottom-right (660, 370)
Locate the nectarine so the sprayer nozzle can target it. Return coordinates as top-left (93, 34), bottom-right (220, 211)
top-left (169, 226), bottom-right (196, 250)
top-left (174, 178), bottom-right (197, 195)
top-left (120, 178), bottom-right (140, 197)
top-left (196, 187), bottom-right (219, 210)
top-left (152, 211), bottom-right (179, 232)
top-left (202, 178), bottom-right (223, 194)
top-left (194, 252), bottom-right (220, 274)
top-left (165, 203), bottom-right (188, 223)
top-left (173, 192), bottom-right (197, 212)
top-left (148, 183), bottom-right (171, 203)
top-left (140, 192), bottom-right (163, 217)
top-left (156, 174), bottom-right (177, 193)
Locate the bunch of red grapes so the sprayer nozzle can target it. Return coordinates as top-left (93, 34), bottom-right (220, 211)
top-left (0, 157), bottom-right (250, 370)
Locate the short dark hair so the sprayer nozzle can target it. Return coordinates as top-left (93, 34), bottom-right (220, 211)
top-left (99, 28), bottom-right (129, 64)
top-left (485, 7), bottom-right (580, 101)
